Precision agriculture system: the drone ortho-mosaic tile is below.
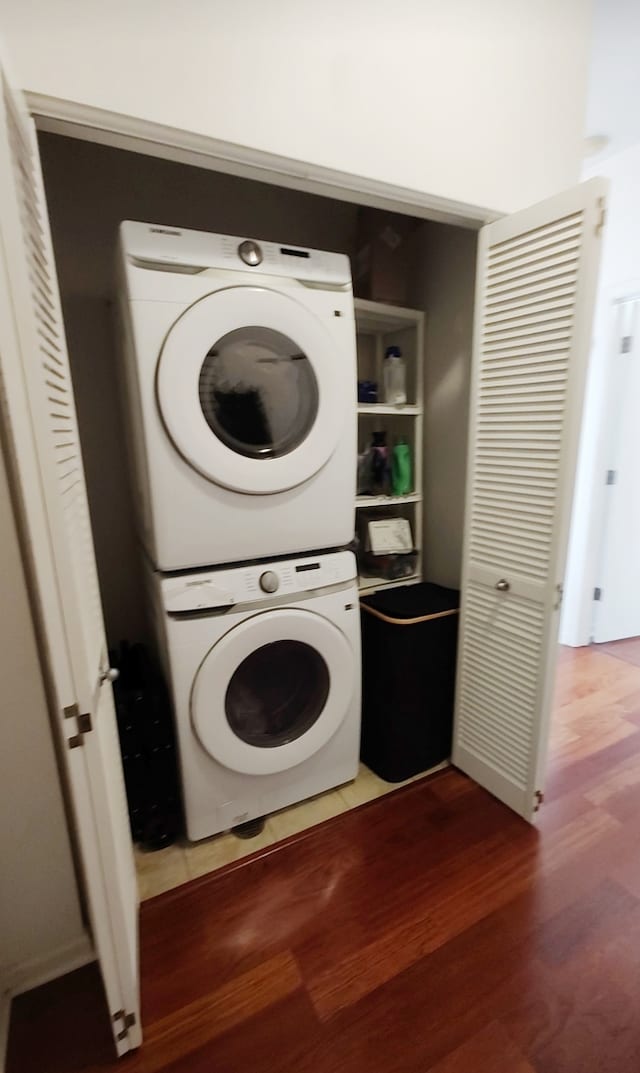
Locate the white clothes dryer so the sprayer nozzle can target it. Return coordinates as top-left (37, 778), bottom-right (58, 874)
top-left (117, 222), bottom-right (357, 571)
top-left (146, 550), bottom-right (361, 841)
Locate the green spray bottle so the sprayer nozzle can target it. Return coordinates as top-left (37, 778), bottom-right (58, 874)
top-left (391, 438), bottom-right (412, 496)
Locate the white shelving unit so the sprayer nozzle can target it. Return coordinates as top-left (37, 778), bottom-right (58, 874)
top-left (354, 298), bottom-right (424, 596)
top-left (357, 404), bottom-right (422, 417)
top-left (356, 492), bottom-right (421, 508)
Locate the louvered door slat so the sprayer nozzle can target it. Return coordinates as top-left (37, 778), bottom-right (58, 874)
top-left (463, 634), bottom-right (541, 672)
top-left (482, 365), bottom-right (568, 384)
top-left (486, 263), bottom-right (580, 299)
top-left (462, 636), bottom-right (544, 680)
top-left (477, 456), bottom-right (562, 470)
top-left (490, 212), bottom-right (583, 254)
top-left (12, 114), bottom-right (106, 681)
top-left (486, 285), bottom-right (578, 316)
top-left (483, 328), bottom-right (573, 351)
top-left (484, 307), bottom-right (575, 332)
top-left (488, 250), bottom-right (581, 289)
top-left (489, 236), bottom-right (583, 275)
top-left (479, 403), bottom-right (564, 416)
top-left (453, 180), bottom-right (607, 820)
top-left (484, 323), bottom-right (575, 346)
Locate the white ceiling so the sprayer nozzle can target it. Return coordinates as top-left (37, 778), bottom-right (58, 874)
top-left (585, 0), bottom-right (640, 160)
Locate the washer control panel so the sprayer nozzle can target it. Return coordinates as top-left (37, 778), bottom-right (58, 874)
top-left (160, 551), bottom-right (357, 613)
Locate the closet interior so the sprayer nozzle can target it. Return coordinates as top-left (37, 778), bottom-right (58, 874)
top-left (38, 130), bottom-right (478, 891)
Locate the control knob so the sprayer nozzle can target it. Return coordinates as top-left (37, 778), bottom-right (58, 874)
top-left (259, 570), bottom-right (279, 593)
top-left (238, 239), bottom-right (263, 266)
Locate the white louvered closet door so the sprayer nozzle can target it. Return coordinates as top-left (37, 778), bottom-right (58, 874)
top-left (0, 58), bottom-right (140, 1052)
top-left (452, 179), bottom-right (607, 822)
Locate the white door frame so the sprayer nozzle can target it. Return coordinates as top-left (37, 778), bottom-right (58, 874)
top-left (26, 99), bottom-right (604, 800)
top-left (1, 85), bottom-right (602, 1047)
top-left (591, 291), bottom-right (640, 642)
top-left (562, 276), bottom-right (640, 646)
top-left (27, 93), bottom-right (496, 230)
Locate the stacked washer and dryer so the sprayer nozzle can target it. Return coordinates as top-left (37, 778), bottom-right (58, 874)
top-left (117, 222), bottom-right (361, 841)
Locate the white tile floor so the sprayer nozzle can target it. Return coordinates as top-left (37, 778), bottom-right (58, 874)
top-left (135, 761), bottom-right (448, 900)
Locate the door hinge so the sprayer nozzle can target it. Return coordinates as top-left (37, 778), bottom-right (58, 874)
top-left (621, 335), bottom-right (633, 354)
top-left (113, 1009), bottom-right (136, 1042)
top-left (606, 469), bottom-right (617, 486)
top-left (594, 587), bottom-right (602, 601)
top-left (66, 704), bottom-right (93, 749)
top-left (554, 583), bottom-right (563, 610)
top-left (595, 197), bottom-right (606, 236)
top-left (533, 790), bottom-right (545, 813)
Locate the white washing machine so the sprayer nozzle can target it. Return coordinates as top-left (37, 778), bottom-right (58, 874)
top-left (146, 550), bottom-right (361, 841)
top-left (117, 221), bottom-right (357, 571)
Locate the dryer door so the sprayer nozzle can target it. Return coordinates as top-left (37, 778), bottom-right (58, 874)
top-left (191, 608), bottom-right (355, 775)
top-left (156, 286), bottom-right (349, 494)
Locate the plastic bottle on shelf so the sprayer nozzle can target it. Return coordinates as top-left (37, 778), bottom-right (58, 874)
top-left (383, 346), bottom-right (407, 405)
top-left (371, 430), bottom-right (391, 495)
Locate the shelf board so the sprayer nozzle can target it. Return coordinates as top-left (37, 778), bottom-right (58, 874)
top-left (358, 573), bottom-right (422, 595)
top-left (354, 297), bottom-right (424, 333)
top-left (356, 493), bottom-right (421, 507)
top-left (357, 404), bottom-right (421, 416)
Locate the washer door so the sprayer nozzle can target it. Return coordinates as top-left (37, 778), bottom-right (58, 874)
top-left (156, 287), bottom-right (347, 494)
top-left (191, 608), bottom-right (354, 775)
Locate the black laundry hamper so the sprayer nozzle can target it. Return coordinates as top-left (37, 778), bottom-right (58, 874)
top-left (360, 582), bottom-right (460, 782)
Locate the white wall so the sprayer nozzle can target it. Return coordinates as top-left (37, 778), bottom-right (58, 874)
top-left (0, 435), bottom-right (86, 993)
top-left (585, 0), bottom-right (640, 160)
top-left (561, 142), bottom-right (640, 645)
top-left (3, 0), bottom-right (592, 216)
top-left (39, 133), bottom-right (359, 645)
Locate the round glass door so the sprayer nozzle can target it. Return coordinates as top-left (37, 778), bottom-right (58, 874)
top-left (157, 287), bottom-right (348, 495)
top-left (191, 608), bottom-right (354, 775)
top-left (198, 327), bottom-right (319, 459)
top-left (225, 639), bottom-right (330, 747)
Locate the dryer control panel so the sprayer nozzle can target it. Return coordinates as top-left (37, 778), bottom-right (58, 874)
top-left (161, 550), bottom-right (357, 613)
top-left (120, 220), bottom-right (352, 287)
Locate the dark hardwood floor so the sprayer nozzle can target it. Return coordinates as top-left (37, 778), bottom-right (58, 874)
top-left (9, 641), bottom-right (640, 1073)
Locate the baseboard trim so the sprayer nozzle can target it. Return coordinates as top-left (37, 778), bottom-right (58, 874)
top-left (0, 933), bottom-right (95, 1073)
top-left (2, 933), bottom-right (94, 998)
top-left (0, 989), bottom-right (11, 1073)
